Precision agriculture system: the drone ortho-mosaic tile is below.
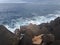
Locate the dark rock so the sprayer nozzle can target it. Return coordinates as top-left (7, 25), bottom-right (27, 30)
top-left (14, 17), bottom-right (60, 45)
top-left (50, 17), bottom-right (60, 40)
top-left (0, 25), bottom-right (19, 45)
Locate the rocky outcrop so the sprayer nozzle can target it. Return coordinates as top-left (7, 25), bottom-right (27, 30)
top-left (14, 17), bottom-right (60, 45)
top-left (0, 25), bottom-right (19, 45)
top-left (20, 23), bottom-right (40, 37)
top-left (50, 17), bottom-right (60, 40)
top-left (38, 17), bottom-right (60, 40)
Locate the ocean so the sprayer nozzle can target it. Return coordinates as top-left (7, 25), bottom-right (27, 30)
top-left (0, 3), bottom-right (60, 32)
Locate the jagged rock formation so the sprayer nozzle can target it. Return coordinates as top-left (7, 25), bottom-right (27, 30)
top-left (50, 17), bottom-right (60, 40)
top-left (20, 23), bottom-right (43, 37)
top-left (14, 23), bottom-right (55, 45)
top-left (0, 17), bottom-right (60, 45)
top-left (14, 17), bottom-right (60, 45)
top-left (38, 17), bottom-right (60, 40)
top-left (0, 25), bottom-right (19, 45)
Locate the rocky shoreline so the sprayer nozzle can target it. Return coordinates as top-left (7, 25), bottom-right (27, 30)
top-left (0, 17), bottom-right (60, 45)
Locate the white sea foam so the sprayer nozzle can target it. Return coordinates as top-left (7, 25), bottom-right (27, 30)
top-left (5, 12), bottom-right (60, 32)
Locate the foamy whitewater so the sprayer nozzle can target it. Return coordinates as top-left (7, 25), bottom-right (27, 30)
top-left (0, 3), bottom-right (59, 33)
top-left (4, 11), bottom-right (60, 32)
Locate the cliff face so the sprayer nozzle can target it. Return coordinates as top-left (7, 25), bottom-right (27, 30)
top-left (0, 25), bottom-right (19, 45)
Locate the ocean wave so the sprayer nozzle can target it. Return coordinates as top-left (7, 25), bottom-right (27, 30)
top-left (4, 12), bottom-right (60, 32)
